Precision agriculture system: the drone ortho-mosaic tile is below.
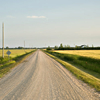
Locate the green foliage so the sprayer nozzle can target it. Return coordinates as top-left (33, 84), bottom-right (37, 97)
top-left (46, 51), bottom-right (100, 74)
top-left (18, 46), bottom-right (24, 49)
top-left (6, 46), bottom-right (9, 49)
top-left (0, 61), bottom-right (15, 70)
top-left (46, 46), bottom-right (52, 50)
top-left (54, 43), bottom-right (100, 50)
top-left (54, 46), bottom-right (58, 50)
top-left (0, 50), bottom-right (36, 78)
top-left (0, 56), bottom-right (11, 64)
top-left (59, 43), bottom-right (63, 49)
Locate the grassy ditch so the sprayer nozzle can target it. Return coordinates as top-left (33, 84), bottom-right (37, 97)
top-left (43, 50), bottom-right (100, 91)
top-left (0, 50), bottom-right (36, 78)
top-left (46, 51), bottom-right (100, 75)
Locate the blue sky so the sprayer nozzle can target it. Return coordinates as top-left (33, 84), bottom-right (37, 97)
top-left (0, 0), bottom-right (100, 48)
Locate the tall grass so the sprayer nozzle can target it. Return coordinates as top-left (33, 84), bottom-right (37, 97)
top-left (0, 50), bottom-right (36, 78)
top-left (46, 51), bottom-right (100, 74)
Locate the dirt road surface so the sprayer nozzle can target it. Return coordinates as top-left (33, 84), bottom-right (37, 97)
top-left (0, 50), bottom-right (99, 100)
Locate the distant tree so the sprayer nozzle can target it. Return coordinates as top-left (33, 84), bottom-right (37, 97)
top-left (59, 43), bottom-right (64, 50)
top-left (6, 46), bottom-right (9, 49)
top-left (54, 46), bottom-right (58, 50)
top-left (18, 46), bottom-right (24, 49)
top-left (75, 45), bottom-right (81, 50)
top-left (64, 45), bottom-right (67, 49)
top-left (64, 45), bottom-right (67, 48)
top-left (46, 46), bottom-right (52, 50)
top-left (66, 45), bottom-right (70, 49)
top-left (75, 45), bottom-right (78, 48)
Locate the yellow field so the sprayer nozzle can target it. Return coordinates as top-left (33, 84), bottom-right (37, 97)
top-left (0, 49), bottom-right (34, 58)
top-left (54, 50), bottom-right (100, 59)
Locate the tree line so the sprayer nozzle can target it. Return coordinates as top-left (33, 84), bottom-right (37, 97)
top-left (46, 43), bottom-right (100, 50)
top-left (0, 46), bottom-right (36, 49)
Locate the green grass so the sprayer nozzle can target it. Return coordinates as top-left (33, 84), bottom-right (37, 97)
top-left (43, 50), bottom-right (100, 91)
top-left (0, 50), bottom-right (36, 78)
top-left (46, 51), bottom-right (100, 74)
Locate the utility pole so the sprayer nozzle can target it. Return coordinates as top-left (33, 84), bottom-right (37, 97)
top-left (24, 41), bottom-right (25, 52)
top-left (2, 23), bottom-right (4, 58)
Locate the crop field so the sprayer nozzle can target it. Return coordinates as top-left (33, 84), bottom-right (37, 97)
top-left (0, 49), bottom-right (34, 58)
top-left (54, 50), bottom-right (100, 59)
top-left (0, 49), bottom-right (36, 78)
top-left (46, 50), bottom-right (100, 79)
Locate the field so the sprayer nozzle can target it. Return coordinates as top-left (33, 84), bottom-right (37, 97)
top-left (54, 50), bottom-right (100, 59)
top-left (0, 49), bottom-right (36, 78)
top-left (0, 49), bottom-right (34, 58)
top-left (52, 50), bottom-right (100, 77)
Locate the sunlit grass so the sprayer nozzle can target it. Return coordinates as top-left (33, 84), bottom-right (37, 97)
top-left (0, 49), bottom-right (34, 58)
top-left (46, 51), bottom-right (100, 74)
top-left (0, 49), bottom-right (36, 78)
top-left (54, 50), bottom-right (100, 59)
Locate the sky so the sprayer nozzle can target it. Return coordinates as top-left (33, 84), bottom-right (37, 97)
top-left (0, 0), bottom-right (100, 48)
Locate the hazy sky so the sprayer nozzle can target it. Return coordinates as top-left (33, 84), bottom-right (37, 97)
top-left (0, 0), bottom-right (100, 48)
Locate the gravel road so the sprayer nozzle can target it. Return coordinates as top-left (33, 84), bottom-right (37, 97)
top-left (0, 50), bottom-right (99, 100)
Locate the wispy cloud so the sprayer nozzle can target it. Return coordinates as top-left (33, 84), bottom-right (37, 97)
top-left (27, 16), bottom-right (46, 18)
top-left (7, 15), bottom-right (15, 18)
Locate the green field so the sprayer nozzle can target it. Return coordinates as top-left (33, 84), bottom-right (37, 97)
top-left (0, 49), bottom-right (34, 58)
top-left (55, 50), bottom-right (100, 59)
